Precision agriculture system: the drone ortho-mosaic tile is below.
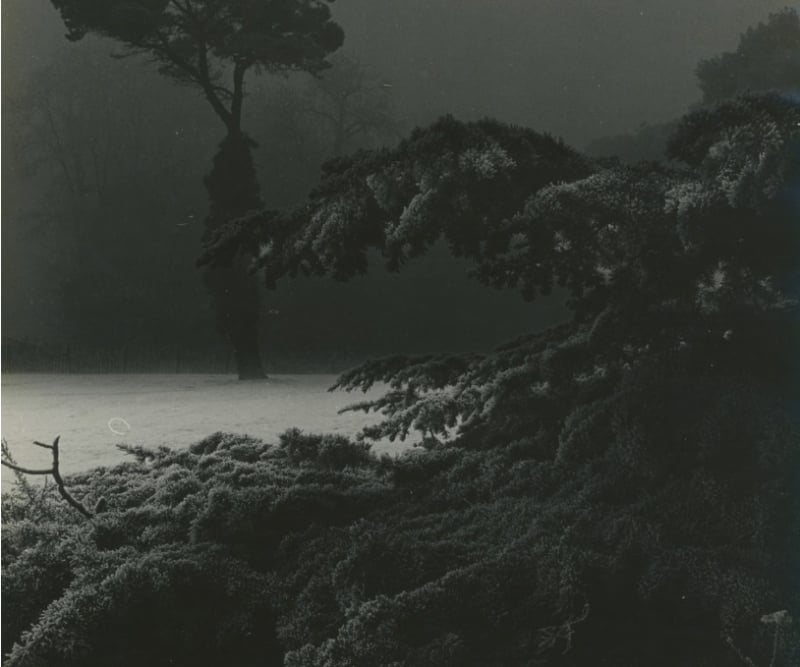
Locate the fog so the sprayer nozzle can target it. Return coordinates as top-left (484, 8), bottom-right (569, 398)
top-left (333, 0), bottom-right (785, 146)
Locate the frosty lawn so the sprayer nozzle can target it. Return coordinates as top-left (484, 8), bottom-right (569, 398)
top-left (1, 373), bottom-right (396, 486)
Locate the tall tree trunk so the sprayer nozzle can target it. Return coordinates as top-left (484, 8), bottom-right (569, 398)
top-left (203, 132), bottom-right (266, 380)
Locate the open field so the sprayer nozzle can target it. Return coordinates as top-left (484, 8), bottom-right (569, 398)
top-left (1, 373), bottom-right (401, 486)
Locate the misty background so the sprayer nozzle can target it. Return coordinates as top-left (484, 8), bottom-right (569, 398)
top-left (2, 0), bottom-right (789, 372)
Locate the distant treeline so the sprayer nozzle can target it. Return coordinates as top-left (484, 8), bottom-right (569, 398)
top-left (0, 338), bottom-right (361, 375)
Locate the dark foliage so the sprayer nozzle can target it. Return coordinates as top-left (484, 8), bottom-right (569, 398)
top-left (696, 8), bottom-right (800, 105)
top-left (200, 116), bottom-right (593, 284)
top-left (50, 0), bottom-right (344, 92)
top-left (585, 120), bottom-right (678, 164)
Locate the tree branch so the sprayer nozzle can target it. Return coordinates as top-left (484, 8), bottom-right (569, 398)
top-left (1, 436), bottom-right (94, 519)
top-left (302, 104), bottom-right (338, 124)
top-left (197, 40), bottom-right (235, 131)
top-left (723, 635), bottom-right (758, 667)
top-left (151, 32), bottom-right (234, 130)
top-left (231, 58), bottom-right (248, 132)
top-left (32, 440), bottom-right (55, 450)
top-left (1, 462), bottom-right (53, 475)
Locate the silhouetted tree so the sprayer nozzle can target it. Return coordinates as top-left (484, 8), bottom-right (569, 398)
top-left (584, 119), bottom-right (677, 163)
top-left (696, 8), bottom-right (800, 104)
top-left (587, 9), bottom-right (800, 164)
top-left (3, 44), bottom-right (213, 346)
top-left (301, 53), bottom-right (401, 157)
top-left (252, 54), bottom-right (401, 208)
top-left (50, 0), bottom-right (344, 378)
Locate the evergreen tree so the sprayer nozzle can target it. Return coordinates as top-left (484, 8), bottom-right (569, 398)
top-left (49, 0), bottom-right (344, 378)
top-left (587, 8), bottom-right (800, 165)
top-left (696, 8), bottom-right (800, 104)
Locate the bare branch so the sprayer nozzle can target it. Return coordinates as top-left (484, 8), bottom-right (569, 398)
top-left (1, 436), bottom-right (94, 519)
top-left (301, 105), bottom-right (338, 124)
top-left (723, 635), bottom-right (759, 667)
top-left (32, 440), bottom-right (55, 450)
top-left (1, 461), bottom-right (53, 476)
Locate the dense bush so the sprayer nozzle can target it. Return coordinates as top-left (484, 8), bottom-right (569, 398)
top-left (3, 375), bottom-right (797, 666)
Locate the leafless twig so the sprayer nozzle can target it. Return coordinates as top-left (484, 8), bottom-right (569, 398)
top-left (1, 436), bottom-right (93, 518)
top-left (724, 635), bottom-right (759, 667)
top-left (536, 603), bottom-right (590, 655)
top-left (723, 611), bottom-right (792, 667)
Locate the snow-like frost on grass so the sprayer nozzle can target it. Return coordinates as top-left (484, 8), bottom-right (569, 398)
top-left (1, 373), bottom-right (404, 486)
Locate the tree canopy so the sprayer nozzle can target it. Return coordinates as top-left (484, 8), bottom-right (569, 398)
top-left (200, 117), bottom-right (594, 284)
top-left (696, 8), bottom-right (800, 104)
top-left (200, 91), bottom-right (800, 493)
top-left (50, 0), bottom-right (344, 133)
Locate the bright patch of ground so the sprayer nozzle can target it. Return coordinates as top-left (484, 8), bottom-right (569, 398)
top-left (1, 374), bottom-right (404, 487)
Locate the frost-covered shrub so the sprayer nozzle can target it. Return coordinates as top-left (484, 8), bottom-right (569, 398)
top-left (4, 383), bottom-right (798, 665)
top-left (278, 428), bottom-right (373, 469)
